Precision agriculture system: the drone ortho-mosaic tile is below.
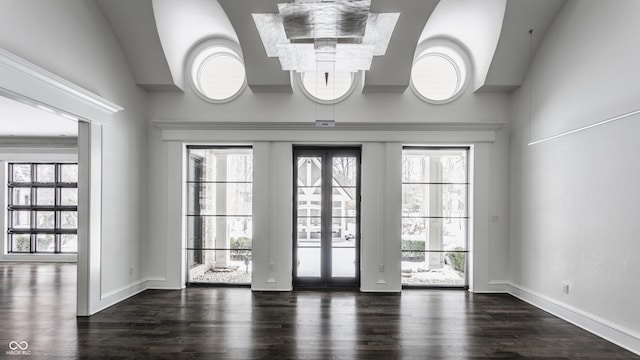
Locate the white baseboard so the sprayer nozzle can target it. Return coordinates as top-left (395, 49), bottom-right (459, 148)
top-left (89, 279), bottom-right (148, 315)
top-left (360, 288), bottom-right (401, 293)
top-left (145, 277), bottom-right (184, 290)
top-left (251, 286), bottom-right (292, 291)
top-left (88, 278), bottom-right (187, 315)
top-left (498, 281), bottom-right (640, 356)
top-left (470, 280), bottom-right (509, 293)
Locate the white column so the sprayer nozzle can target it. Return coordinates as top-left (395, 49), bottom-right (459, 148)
top-left (360, 142), bottom-right (402, 292)
top-left (77, 120), bottom-right (102, 315)
top-left (251, 142), bottom-right (293, 291)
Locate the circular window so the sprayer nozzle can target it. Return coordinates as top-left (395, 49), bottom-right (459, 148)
top-left (190, 41), bottom-right (246, 103)
top-left (298, 72), bottom-right (357, 104)
top-left (411, 43), bottom-right (468, 104)
top-left (412, 54), bottom-right (459, 101)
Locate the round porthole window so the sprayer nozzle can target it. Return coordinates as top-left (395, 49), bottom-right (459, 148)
top-left (411, 43), bottom-right (468, 104)
top-left (190, 41), bottom-right (246, 103)
top-left (298, 72), bottom-right (358, 104)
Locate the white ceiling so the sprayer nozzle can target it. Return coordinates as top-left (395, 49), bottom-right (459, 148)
top-left (0, 95), bottom-right (77, 137)
top-left (0, 0), bottom-right (567, 139)
top-left (95, 0), bottom-right (566, 94)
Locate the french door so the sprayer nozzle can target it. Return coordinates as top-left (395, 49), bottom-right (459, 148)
top-left (293, 147), bottom-right (361, 288)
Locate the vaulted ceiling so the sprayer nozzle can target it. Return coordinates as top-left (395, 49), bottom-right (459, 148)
top-left (95, 0), bottom-right (566, 95)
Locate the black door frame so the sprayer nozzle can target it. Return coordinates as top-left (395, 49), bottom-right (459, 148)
top-left (292, 145), bottom-right (361, 288)
top-left (188, 152), bottom-right (204, 266)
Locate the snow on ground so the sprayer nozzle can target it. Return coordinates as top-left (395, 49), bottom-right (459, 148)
top-left (401, 263), bottom-right (465, 286)
top-left (191, 266), bottom-right (252, 284)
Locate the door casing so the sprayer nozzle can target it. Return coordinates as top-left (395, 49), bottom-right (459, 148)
top-left (292, 146), bottom-right (361, 288)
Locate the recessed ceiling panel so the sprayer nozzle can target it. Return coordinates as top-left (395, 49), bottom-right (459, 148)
top-left (279, 1), bottom-right (371, 40)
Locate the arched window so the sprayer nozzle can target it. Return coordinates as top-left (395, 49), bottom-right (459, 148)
top-left (189, 40), bottom-right (246, 103)
top-left (411, 43), bottom-right (468, 104)
top-left (297, 72), bottom-right (359, 104)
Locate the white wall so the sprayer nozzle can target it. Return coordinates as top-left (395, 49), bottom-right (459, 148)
top-left (148, 70), bottom-right (510, 124)
top-left (147, 127), bottom-right (510, 293)
top-left (144, 27), bottom-right (512, 292)
top-left (509, 0), bottom-right (640, 353)
top-left (0, 0), bottom-right (511, 311)
top-left (0, 0), bottom-right (148, 314)
top-left (252, 142), bottom-right (293, 290)
top-left (360, 143), bottom-right (402, 292)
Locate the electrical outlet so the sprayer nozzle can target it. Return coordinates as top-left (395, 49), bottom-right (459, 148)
top-left (378, 264), bottom-right (385, 273)
top-left (129, 266), bottom-right (134, 277)
top-left (269, 263), bottom-right (275, 272)
top-left (562, 284), bottom-right (570, 295)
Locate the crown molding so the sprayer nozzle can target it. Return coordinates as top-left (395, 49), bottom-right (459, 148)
top-left (151, 120), bottom-right (505, 132)
top-left (0, 48), bottom-right (123, 122)
top-left (152, 120), bottom-right (503, 143)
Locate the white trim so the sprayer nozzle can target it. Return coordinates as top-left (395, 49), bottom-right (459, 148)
top-left (498, 281), bottom-right (640, 355)
top-left (145, 277), bottom-right (184, 290)
top-left (152, 120), bottom-right (505, 132)
top-left (100, 278), bottom-right (147, 300)
top-left (411, 38), bottom-right (472, 105)
top-left (528, 108), bottom-right (640, 146)
top-left (77, 122), bottom-right (103, 316)
top-left (411, 52), bottom-right (465, 104)
top-left (92, 279), bottom-right (148, 314)
top-left (158, 129), bottom-right (497, 144)
top-left (85, 277), bottom-right (190, 314)
top-left (187, 39), bottom-right (247, 104)
top-left (468, 280), bottom-right (509, 293)
top-left (0, 48), bottom-right (123, 115)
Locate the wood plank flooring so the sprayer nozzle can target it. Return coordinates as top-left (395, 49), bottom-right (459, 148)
top-left (0, 262), bottom-right (637, 359)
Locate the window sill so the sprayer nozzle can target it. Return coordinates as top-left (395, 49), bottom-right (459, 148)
top-left (0, 253), bottom-right (77, 263)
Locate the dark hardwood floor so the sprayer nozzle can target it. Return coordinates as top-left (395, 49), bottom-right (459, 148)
top-left (0, 263), bottom-right (637, 359)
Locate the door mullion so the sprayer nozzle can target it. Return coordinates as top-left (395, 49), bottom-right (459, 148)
top-left (321, 151), bottom-right (332, 282)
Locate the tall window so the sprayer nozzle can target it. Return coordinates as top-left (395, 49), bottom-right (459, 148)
top-left (186, 147), bottom-right (253, 284)
top-left (7, 163), bottom-right (78, 254)
top-left (401, 148), bottom-right (469, 287)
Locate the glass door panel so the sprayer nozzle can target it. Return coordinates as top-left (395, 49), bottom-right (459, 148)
top-left (293, 148), bottom-right (360, 287)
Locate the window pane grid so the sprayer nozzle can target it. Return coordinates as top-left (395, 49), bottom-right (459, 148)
top-left (185, 247), bottom-right (252, 251)
top-left (185, 214), bottom-right (252, 217)
top-left (186, 147), bottom-right (253, 285)
top-left (186, 181), bottom-right (252, 184)
top-left (403, 182), bottom-right (469, 185)
top-left (402, 250), bottom-right (468, 253)
top-left (403, 216), bottom-right (469, 219)
top-left (6, 163), bottom-right (78, 254)
top-left (401, 148), bottom-right (469, 287)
